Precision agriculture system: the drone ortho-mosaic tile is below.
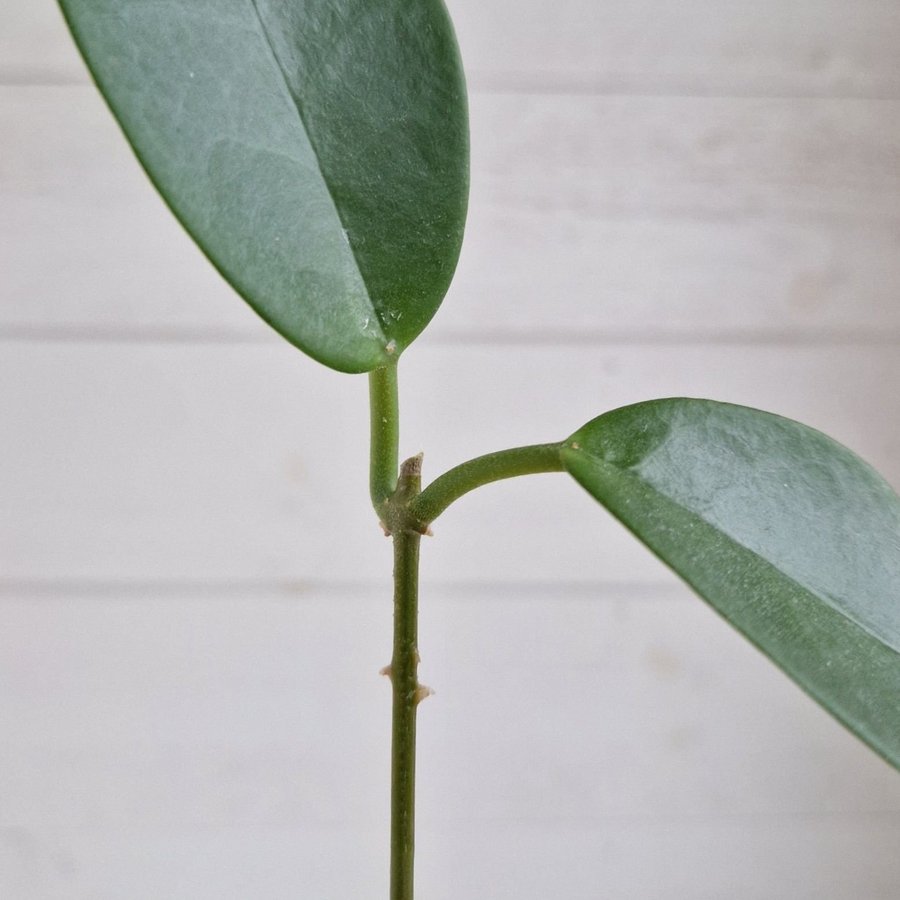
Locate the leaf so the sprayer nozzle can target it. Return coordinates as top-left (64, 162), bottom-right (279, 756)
top-left (562, 398), bottom-right (900, 769)
top-left (58, 0), bottom-right (469, 373)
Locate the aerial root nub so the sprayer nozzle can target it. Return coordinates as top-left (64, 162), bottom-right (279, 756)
top-left (414, 684), bottom-right (435, 705)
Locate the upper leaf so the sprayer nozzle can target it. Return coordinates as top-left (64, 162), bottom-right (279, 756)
top-left (58, 0), bottom-right (469, 372)
top-left (562, 399), bottom-right (900, 770)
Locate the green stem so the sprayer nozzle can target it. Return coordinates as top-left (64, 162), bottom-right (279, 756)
top-left (371, 374), bottom-right (563, 898)
top-left (369, 363), bottom-right (400, 513)
top-left (389, 456), bottom-right (425, 900)
top-left (408, 442), bottom-right (565, 526)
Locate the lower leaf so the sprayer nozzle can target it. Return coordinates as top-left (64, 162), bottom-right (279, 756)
top-left (562, 398), bottom-right (900, 770)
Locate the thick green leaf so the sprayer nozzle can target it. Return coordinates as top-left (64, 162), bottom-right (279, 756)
top-left (58, 0), bottom-right (469, 372)
top-left (562, 399), bottom-right (900, 769)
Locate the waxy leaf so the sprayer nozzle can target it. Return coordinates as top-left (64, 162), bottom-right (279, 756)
top-left (562, 399), bottom-right (900, 769)
top-left (58, 0), bottom-right (469, 372)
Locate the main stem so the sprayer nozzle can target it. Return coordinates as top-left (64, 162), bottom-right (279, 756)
top-left (368, 365), bottom-right (564, 899)
top-left (389, 463), bottom-right (423, 900)
top-left (370, 365), bottom-right (424, 899)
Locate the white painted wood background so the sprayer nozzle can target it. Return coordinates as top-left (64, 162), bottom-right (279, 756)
top-left (2, 1), bottom-right (900, 897)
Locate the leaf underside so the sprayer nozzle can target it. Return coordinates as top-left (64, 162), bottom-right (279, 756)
top-left (562, 399), bottom-right (900, 770)
top-left (58, 0), bottom-right (469, 372)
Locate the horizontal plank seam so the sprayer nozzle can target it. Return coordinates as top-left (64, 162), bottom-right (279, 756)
top-left (0, 578), bottom-right (687, 599)
top-left (416, 810), bottom-right (900, 826)
top-left (4, 69), bottom-right (900, 101)
top-left (3, 326), bottom-right (900, 348)
top-left (0, 813), bottom-right (895, 828)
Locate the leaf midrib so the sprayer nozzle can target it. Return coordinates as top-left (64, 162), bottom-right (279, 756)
top-left (247, 0), bottom-right (387, 341)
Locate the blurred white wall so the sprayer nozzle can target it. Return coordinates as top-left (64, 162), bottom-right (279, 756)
top-left (2, 1), bottom-right (900, 897)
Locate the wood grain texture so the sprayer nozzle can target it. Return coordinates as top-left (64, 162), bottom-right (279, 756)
top-left (0, 2), bottom-right (85, 84)
top-left (5, 87), bottom-right (900, 340)
top-left (452, 0), bottom-right (900, 98)
top-left (3, 2), bottom-right (900, 896)
top-left (0, 585), bottom-right (898, 898)
top-left (6, 0), bottom-right (900, 98)
top-left (2, 343), bottom-right (898, 585)
top-left (3, 820), bottom-right (899, 900)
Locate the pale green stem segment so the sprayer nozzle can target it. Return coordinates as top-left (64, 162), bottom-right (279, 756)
top-left (389, 456), bottom-right (425, 900)
top-left (369, 362), bottom-right (400, 513)
top-left (408, 442), bottom-right (566, 526)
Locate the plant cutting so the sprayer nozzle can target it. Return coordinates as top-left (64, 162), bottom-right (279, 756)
top-left (56, 1), bottom-right (900, 898)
